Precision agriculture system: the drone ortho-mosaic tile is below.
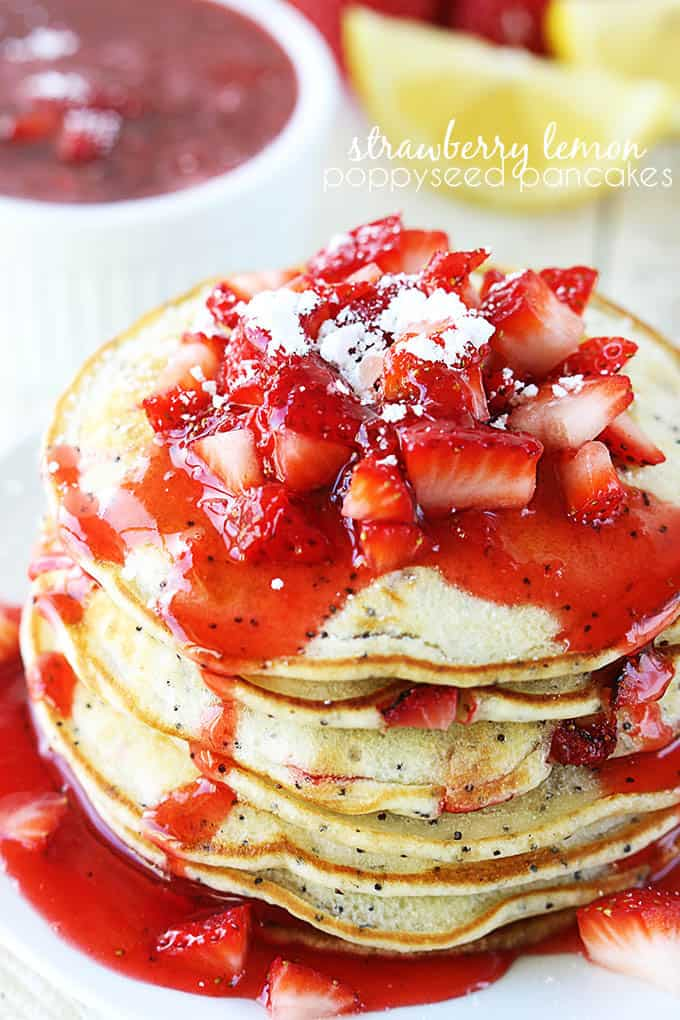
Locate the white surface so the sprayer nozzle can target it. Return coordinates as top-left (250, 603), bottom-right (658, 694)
top-left (0, 0), bottom-right (338, 407)
top-left (1, 435), bottom-right (680, 1019)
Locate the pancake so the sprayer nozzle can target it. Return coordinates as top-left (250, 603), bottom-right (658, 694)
top-left (28, 673), bottom-right (671, 953)
top-left (26, 584), bottom-right (680, 819)
top-left (42, 280), bottom-right (680, 686)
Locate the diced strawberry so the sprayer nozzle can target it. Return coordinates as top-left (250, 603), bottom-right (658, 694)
top-left (217, 322), bottom-right (270, 406)
top-left (56, 108), bottom-right (121, 164)
top-left (555, 336), bottom-right (638, 378)
top-left (609, 646), bottom-right (675, 708)
top-left (447, 0), bottom-right (549, 54)
top-left (342, 455), bottom-right (414, 522)
top-left (382, 685), bottom-right (458, 730)
top-left (225, 484), bottom-right (330, 564)
top-left (578, 888), bottom-right (680, 997)
top-left (273, 429), bottom-right (351, 491)
top-left (539, 266), bottom-right (599, 315)
top-left (508, 376), bottom-right (633, 450)
top-left (0, 604), bottom-right (20, 674)
top-left (483, 363), bottom-right (525, 418)
top-left (222, 269), bottom-right (298, 298)
top-left (0, 792), bottom-right (68, 849)
top-left (601, 411), bottom-right (666, 468)
top-left (144, 779), bottom-right (237, 846)
top-left (264, 356), bottom-right (366, 446)
top-left (479, 268), bottom-right (506, 302)
top-left (380, 227), bottom-right (450, 275)
top-left (382, 332), bottom-right (489, 420)
top-left (206, 281), bottom-right (247, 330)
top-left (260, 957), bottom-right (361, 1019)
top-left (616, 702), bottom-right (674, 754)
top-left (357, 522), bottom-right (426, 572)
top-left (192, 429), bottom-right (264, 494)
top-left (155, 905), bottom-right (251, 982)
top-left (556, 441), bottom-right (626, 527)
top-left (481, 270), bottom-right (583, 377)
top-left (157, 340), bottom-right (220, 393)
top-left (399, 421), bottom-right (543, 515)
top-left (142, 386), bottom-right (211, 436)
top-left (307, 214), bottom-right (404, 282)
top-left (1, 105), bottom-right (62, 142)
top-left (356, 417), bottom-right (401, 460)
top-left (549, 714), bottom-right (617, 766)
top-left (346, 261), bottom-right (383, 284)
top-left (420, 248), bottom-right (489, 307)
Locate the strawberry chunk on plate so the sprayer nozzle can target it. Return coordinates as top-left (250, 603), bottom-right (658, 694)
top-left (155, 905), bottom-right (251, 983)
top-left (207, 280), bottom-right (246, 330)
top-left (508, 376), bottom-right (633, 450)
top-left (420, 248), bottom-right (489, 305)
top-left (555, 336), bottom-right (638, 378)
top-left (382, 685), bottom-right (458, 730)
top-left (273, 429), bottom-right (351, 491)
top-left (0, 792), bottom-right (68, 850)
top-left (578, 888), bottom-right (680, 997)
top-left (379, 227), bottom-right (450, 275)
top-left (601, 411), bottom-right (666, 467)
top-left (399, 421), bottom-right (543, 516)
top-left (539, 266), bottom-right (599, 315)
top-left (0, 603), bottom-right (20, 674)
top-left (549, 714), bottom-right (617, 767)
top-left (342, 455), bottom-right (414, 522)
top-left (556, 440), bottom-right (626, 527)
top-left (609, 646), bottom-right (675, 708)
top-left (143, 386), bottom-right (211, 436)
top-left (261, 957), bottom-right (361, 1019)
top-left (615, 702), bottom-right (674, 754)
top-left (192, 429), bottom-right (264, 495)
top-left (307, 214), bottom-right (404, 282)
top-left (481, 269), bottom-right (583, 376)
top-left (357, 521), bottom-right (426, 571)
top-left (382, 334), bottom-right (489, 421)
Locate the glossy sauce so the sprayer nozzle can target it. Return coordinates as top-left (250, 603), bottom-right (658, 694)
top-left (0, 0), bottom-right (297, 203)
top-left (0, 659), bottom-right (514, 1008)
top-left (52, 443), bottom-right (680, 669)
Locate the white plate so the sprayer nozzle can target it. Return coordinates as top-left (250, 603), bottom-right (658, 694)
top-left (0, 434), bottom-right (677, 1019)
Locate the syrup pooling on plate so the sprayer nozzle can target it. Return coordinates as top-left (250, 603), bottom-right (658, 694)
top-left (49, 217), bottom-right (680, 667)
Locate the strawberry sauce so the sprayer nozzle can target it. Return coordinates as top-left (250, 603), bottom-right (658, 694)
top-left (0, 0), bottom-right (297, 204)
top-left (0, 656), bottom-right (514, 1009)
top-left (52, 441), bottom-right (680, 669)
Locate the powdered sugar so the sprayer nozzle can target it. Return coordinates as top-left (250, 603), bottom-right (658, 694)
top-left (23, 70), bottom-right (90, 104)
top-left (2, 27), bottom-right (80, 62)
top-left (62, 108), bottom-right (121, 153)
top-left (243, 289), bottom-right (311, 356)
top-left (318, 321), bottom-right (385, 398)
top-left (381, 403), bottom-right (408, 422)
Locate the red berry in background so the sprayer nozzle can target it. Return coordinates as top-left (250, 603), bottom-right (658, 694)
top-left (446, 0), bottom-right (550, 54)
top-left (288, 1), bottom-right (441, 64)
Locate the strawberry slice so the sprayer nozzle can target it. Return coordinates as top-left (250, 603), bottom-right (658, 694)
top-left (447, 0), bottom-right (549, 53)
top-left (307, 214), bottom-right (404, 282)
top-left (192, 429), bottom-right (264, 495)
top-left (481, 270), bottom-right (583, 376)
top-left (0, 603), bottom-right (20, 674)
top-left (555, 336), bottom-right (638, 378)
top-left (358, 521), bottom-right (426, 572)
top-left (399, 421), bottom-right (543, 515)
top-left (0, 792), bottom-right (68, 849)
top-left (578, 888), bottom-right (680, 997)
top-left (549, 714), bottom-right (617, 766)
top-left (264, 356), bottom-right (366, 446)
top-left (155, 905), bottom-right (251, 982)
top-left (609, 646), bottom-right (675, 708)
top-left (273, 429), bottom-right (351, 491)
top-left (601, 411), bottom-right (666, 467)
top-left (382, 333), bottom-right (489, 421)
top-left (382, 685), bottom-right (458, 730)
top-left (539, 266), bottom-right (599, 315)
top-left (508, 376), bottom-right (633, 450)
top-left (206, 281), bottom-right (247, 330)
top-left (143, 386), bottom-right (211, 436)
top-left (380, 227), bottom-right (450, 275)
top-left (260, 957), bottom-right (361, 1019)
top-left (225, 484), bottom-right (331, 564)
top-left (556, 440), bottom-right (626, 527)
top-left (342, 455), bottom-right (414, 522)
top-left (616, 702), bottom-right (674, 754)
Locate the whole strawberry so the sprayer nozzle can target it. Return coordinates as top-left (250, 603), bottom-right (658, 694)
top-left (446, 0), bottom-right (550, 53)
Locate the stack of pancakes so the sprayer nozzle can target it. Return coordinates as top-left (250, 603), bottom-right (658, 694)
top-left (21, 279), bottom-right (680, 955)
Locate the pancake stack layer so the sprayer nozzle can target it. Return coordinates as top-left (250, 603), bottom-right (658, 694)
top-left (22, 229), bottom-right (680, 955)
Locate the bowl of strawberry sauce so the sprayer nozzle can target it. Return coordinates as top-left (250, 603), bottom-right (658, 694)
top-left (0, 0), bottom-right (337, 403)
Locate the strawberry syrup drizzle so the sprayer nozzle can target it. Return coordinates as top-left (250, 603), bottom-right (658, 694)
top-left (0, 655), bottom-right (514, 1008)
top-left (52, 443), bottom-right (680, 669)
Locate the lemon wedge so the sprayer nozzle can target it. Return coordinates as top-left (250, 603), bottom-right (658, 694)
top-left (548, 0), bottom-right (680, 108)
top-left (343, 6), bottom-right (673, 210)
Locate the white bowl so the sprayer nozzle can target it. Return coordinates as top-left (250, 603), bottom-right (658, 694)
top-left (0, 0), bottom-right (338, 402)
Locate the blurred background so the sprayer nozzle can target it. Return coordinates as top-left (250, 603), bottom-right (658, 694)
top-left (1, 0), bottom-right (680, 443)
